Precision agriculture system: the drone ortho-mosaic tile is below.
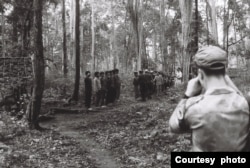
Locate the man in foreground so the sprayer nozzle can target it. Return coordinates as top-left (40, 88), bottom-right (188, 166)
top-left (169, 45), bottom-right (249, 151)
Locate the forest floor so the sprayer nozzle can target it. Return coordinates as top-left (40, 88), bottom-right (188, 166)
top-left (0, 86), bottom-right (191, 168)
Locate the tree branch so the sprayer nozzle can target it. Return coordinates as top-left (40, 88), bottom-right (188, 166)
top-left (228, 35), bottom-right (247, 47)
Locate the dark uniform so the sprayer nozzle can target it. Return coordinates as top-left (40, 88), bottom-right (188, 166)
top-left (138, 71), bottom-right (146, 101)
top-left (110, 70), bottom-right (117, 103)
top-left (100, 72), bottom-right (107, 106)
top-left (84, 72), bottom-right (92, 109)
top-left (105, 71), bottom-right (112, 105)
top-left (133, 72), bottom-right (139, 99)
top-left (114, 69), bottom-right (121, 101)
top-left (144, 71), bottom-right (152, 99)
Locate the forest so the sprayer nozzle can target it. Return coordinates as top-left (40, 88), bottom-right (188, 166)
top-left (0, 0), bottom-right (250, 167)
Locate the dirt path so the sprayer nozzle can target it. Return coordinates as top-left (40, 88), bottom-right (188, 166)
top-left (40, 113), bottom-right (122, 168)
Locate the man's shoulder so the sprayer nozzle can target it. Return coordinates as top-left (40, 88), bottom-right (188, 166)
top-left (185, 95), bottom-right (204, 110)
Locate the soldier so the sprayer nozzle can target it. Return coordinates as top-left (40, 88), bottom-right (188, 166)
top-left (153, 72), bottom-right (163, 96)
top-left (169, 46), bottom-right (249, 151)
top-left (114, 69), bottom-right (121, 101)
top-left (110, 70), bottom-right (117, 104)
top-left (144, 70), bottom-right (152, 99)
top-left (138, 70), bottom-right (146, 101)
top-left (105, 71), bottom-right (112, 105)
top-left (84, 71), bottom-right (92, 111)
top-left (100, 71), bottom-right (107, 107)
top-left (133, 71), bottom-right (139, 99)
top-left (175, 67), bottom-right (182, 86)
top-left (93, 71), bottom-right (101, 107)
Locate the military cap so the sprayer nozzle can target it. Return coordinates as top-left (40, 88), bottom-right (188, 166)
top-left (194, 45), bottom-right (227, 70)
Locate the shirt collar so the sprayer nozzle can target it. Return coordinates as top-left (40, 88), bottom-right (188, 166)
top-left (205, 86), bottom-right (235, 95)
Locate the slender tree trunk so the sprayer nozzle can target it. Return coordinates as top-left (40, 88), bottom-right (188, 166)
top-left (160, 0), bottom-right (168, 72)
top-left (179, 0), bottom-right (193, 82)
top-left (70, 0), bottom-right (75, 72)
top-left (223, 0), bottom-right (228, 49)
top-left (71, 0), bottom-right (80, 101)
top-left (153, 25), bottom-right (158, 64)
top-left (194, 0), bottom-right (199, 52)
top-left (62, 0), bottom-right (68, 77)
top-left (206, 0), bottom-right (218, 44)
top-left (206, 3), bottom-right (209, 45)
top-left (1, 13), bottom-right (5, 58)
top-left (111, 0), bottom-right (118, 69)
top-left (27, 0), bottom-right (45, 129)
top-left (91, 0), bottom-right (95, 72)
top-left (12, 5), bottom-right (18, 44)
top-left (127, 0), bottom-right (143, 71)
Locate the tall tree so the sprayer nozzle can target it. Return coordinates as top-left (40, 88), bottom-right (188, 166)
top-left (27, 0), bottom-right (45, 129)
top-left (178, 0), bottom-right (193, 82)
top-left (160, 0), bottom-right (168, 73)
top-left (62, 0), bottom-right (68, 77)
top-left (91, 0), bottom-right (95, 72)
top-left (206, 0), bottom-right (218, 44)
top-left (70, 0), bottom-right (75, 71)
top-left (111, 0), bottom-right (118, 69)
top-left (194, 0), bottom-right (199, 51)
top-left (71, 0), bottom-right (80, 101)
top-left (127, 0), bottom-right (143, 71)
top-left (1, 12), bottom-right (5, 58)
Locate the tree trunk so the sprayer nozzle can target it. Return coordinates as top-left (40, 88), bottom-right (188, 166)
top-left (223, 0), bottom-right (228, 50)
top-left (70, 0), bottom-right (75, 72)
top-left (179, 0), bottom-right (193, 82)
top-left (1, 13), bottom-right (5, 58)
top-left (206, 0), bottom-right (218, 44)
top-left (138, 0), bottom-right (143, 71)
top-left (126, 0), bottom-right (143, 71)
top-left (12, 5), bottom-right (18, 44)
top-left (62, 0), bottom-right (68, 77)
top-left (91, 0), bottom-right (95, 72)
top-left (160, 0), bottom-right (168, 72)
top-left (71, 0), bottom-right (80, 101)
top-left (111, 0), bottom-right (118, 69)
top-left (27, 0), bottom-right (45, 129)
top-left (194, 0), bottom-right (199, 52)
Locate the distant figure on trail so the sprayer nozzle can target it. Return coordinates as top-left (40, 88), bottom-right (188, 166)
top-left (84, 71), bottom-right (92, 111)
top-left (153, 72), bottom-right (163, 96)
top-left (175, 67), bottom-right (182, 86)
top-left (133, 71), bottom-right (139, 99)
top-left (169, 45), bottom-right (250, 151)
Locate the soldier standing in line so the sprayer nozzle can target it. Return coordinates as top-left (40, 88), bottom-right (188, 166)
top-left (84, 71), bottom-right (92, 111)
top-left (110, 70), bottom-right (117, 104)
top-left (105, 71), bottom-right (112, 105)
top-left (138, 70), bottom-right (146, 101)
top-left (100, 72), bottom-right (107, 107)
top-left (133, 71), bottom-right (139, 99)
top-left (114, 69), bottom-right (121, 101)
top-left (93, 72), bottom-right (101, 107)
top-left (144, 70), bottom-right (152, 99)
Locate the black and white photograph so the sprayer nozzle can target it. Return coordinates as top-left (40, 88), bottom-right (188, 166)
top-left (0, 0), bottom-right (250, 167)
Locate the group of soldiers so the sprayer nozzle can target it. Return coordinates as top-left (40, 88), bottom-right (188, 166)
top-left (84, 69), bottom-right (121, 111)
top-left (133, 70), bottom-right (175, 101)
